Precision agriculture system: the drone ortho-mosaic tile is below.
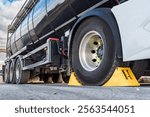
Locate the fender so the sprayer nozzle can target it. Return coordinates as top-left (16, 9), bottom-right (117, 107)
top-left (68, 8), bottom-right (123, 59)
top-left (112, 0), bottom-right (150, 61)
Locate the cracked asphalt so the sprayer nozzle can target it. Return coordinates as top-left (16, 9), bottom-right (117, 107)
top-left (0, 83), bottom-right (150, 100)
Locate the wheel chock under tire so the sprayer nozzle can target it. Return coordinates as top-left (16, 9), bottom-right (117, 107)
top-left (68, 73), bottom-right (82, 86)
top-left (103, 67), bottom-right (140, 87)
top-left (68, 67), bottom-right (140, 87)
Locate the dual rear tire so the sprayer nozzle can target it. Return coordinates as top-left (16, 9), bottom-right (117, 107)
top-left (4, 60), bottom-right (15, 84)
top-left (41, 73), bottom-right (70, 83)
top-left (15, 57), bottom-right (30, 84)
top-left (4, 57), bottom-right (30, 84)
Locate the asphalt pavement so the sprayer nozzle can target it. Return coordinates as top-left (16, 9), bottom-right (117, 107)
top-left (0, 83), bottom-right (150, 100)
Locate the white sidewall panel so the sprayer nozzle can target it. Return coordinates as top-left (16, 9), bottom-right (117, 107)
top-left (112, 0), bottom-right (150, 61)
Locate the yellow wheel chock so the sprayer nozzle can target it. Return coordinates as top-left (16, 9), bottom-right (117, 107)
top-left (68, 73), bottom-right (82, 86)
top-left (68, 67), bottom-right (140, 87)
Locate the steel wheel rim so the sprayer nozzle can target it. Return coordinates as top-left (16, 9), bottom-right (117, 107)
top-left (9, 64), bottom-right (13, 82)
top-left (16, 63), bottom-right (20, 81)
top-left (79, 31), bottom-right (104, 71)
top-left (5, 65), bottom-right (8, 82)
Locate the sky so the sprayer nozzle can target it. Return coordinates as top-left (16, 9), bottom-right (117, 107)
top-left (0, 0), bottom-right (25, 49)
top-left (0, 0), bottom-right (25, 63)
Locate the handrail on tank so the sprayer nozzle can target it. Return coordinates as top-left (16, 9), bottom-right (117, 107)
top-left (8, 0), bottom-right (38, 33)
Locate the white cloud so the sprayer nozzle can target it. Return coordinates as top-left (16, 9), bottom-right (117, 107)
top-left (0, 0), bottom-right (25, 49)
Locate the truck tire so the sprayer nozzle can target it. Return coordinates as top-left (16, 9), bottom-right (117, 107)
top-left (43, 75), bottom-right (49, 83)
top-left (39, 74), bottom-right (52, 83)
top-left (45, 77), bottom-right (53, 83)
top-left (72, 17), bottom-right (119, 86)
top-left (4, 62), bottom-right (10, 83)
top-left (14, 57), bottom-right (30, 84)
top-left (62, 73), bottom-right (70, 83)
top-left (9, 59), bottom-right (15, 84)
top-left (52, 73), bottom-right (63, 83)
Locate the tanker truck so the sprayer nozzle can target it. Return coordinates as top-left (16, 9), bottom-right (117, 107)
top-left (3, 0), bottom-right (150, 85)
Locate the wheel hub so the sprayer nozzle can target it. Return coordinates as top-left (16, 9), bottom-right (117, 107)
top-left (79, 31), bottom-right (104, 71)
top-left (5, 66), bottom-right (8, 82)
top-left (9, 65), bottom-right (13, 82)
top-left (16, 63), bottom-right (20, 81)
top-left (97, 46), bottom-right (103, 59)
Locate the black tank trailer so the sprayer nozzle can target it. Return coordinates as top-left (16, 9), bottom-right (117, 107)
top-left (4, 0), bottom-right (124, 85)
top-left (8, 0), bottom-right (118, 55)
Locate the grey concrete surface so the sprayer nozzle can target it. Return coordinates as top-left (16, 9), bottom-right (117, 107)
top-left (0, 83), bottom-right (150, 100)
